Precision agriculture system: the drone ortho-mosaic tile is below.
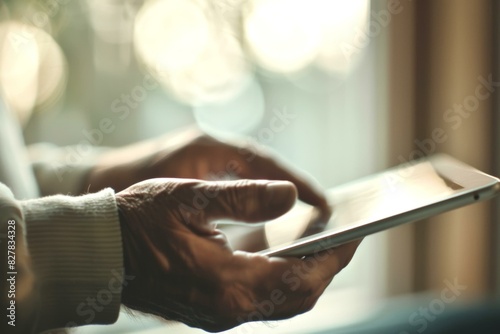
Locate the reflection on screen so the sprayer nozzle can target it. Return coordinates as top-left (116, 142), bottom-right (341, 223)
top-left (220, 161), bottom-right (463, 253)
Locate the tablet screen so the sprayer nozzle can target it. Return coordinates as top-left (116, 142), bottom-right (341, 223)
top-left (220, 161), bottom-right (465, 254)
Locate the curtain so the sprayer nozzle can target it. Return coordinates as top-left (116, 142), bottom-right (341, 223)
top-left (383, 0), bottom-right (497, 297)
top-left (492, 0), bottom-right (500, 296)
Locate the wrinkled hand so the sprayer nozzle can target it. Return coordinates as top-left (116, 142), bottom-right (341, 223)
top-left (116, 178), bottom-right (360, 332)
top-left (87, 129), bottom-right (328, 212)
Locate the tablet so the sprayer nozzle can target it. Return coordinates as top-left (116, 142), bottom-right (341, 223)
top-left (219, 154), bottom-right (500, 257)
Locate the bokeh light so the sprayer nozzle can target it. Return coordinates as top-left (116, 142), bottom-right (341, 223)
top-left (315, 0), bottom-right (369, 73)
top-left (243, 0), bottom-right (323, 73)
top-left (133, 0), bottom-right (369, 105)
top-left (34, 29), bottom-right (67, 111)
top-left (134, 0), bottom-right (210, 74)
top-left (244, 0), bottom-right (369, 74)
top-left (134, 0), bottom-right (250, 104)
top-left (0, 21), bottom-right (66, 125)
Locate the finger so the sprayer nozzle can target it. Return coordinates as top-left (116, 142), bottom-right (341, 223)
top-left (237, 154), bottom-right (329, 211)
top-left (228, 253), bottom-right (323, 321)
top-left (201, 179), bottom-right (298, 222)
top-left (243, 240), bottom-right (362, 320)
top-left (307, 239), bottom-right (363, 280)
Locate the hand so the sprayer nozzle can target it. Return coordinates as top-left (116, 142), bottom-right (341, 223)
top-left (87, 128), bottom-right (328, 212)
top-left (116, 178), bottom-right (360, 332)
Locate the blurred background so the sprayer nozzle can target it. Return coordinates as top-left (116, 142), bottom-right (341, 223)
top-left (0, 0), bottom-right (499, 333)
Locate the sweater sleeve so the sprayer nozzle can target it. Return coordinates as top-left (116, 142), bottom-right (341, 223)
top-left (20, 188), bottom-right (124, 332)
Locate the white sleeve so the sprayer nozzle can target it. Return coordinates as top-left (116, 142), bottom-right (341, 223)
top-left (20, 188), bottom-right (124, 332)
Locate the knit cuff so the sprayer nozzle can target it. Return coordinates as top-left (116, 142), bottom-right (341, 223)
top-left (21, 188), bottom-right (124, 331)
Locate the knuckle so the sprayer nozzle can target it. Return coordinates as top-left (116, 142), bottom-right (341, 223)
top-left (193, 133), bottom-right (212, 144)
top-left (229, 180), bottom-right (261, 217)
top-left (302, 298), bottom-right (318, 313)
top-left (191, 133), bottom-right (222, 149)
top-left (294, 280), bottom-right (323, 313)
top-left (297, 293), bottom-right (320, 314)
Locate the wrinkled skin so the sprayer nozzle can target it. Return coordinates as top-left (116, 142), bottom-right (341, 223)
top-left (116, 178), bottom-right (360, 332)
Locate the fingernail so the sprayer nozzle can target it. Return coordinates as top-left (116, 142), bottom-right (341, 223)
top-left (264, 181), bottom-right (297, 210)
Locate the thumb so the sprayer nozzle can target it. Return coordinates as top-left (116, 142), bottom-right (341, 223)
top-left (203, 180), bottom-right (297, 223)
